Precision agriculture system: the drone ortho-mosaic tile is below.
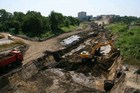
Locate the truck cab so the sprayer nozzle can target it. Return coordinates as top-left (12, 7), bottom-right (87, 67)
top-left (0, 49), bottom-right (23, 68)
top-left (11, 50), bottom-right (23, 62)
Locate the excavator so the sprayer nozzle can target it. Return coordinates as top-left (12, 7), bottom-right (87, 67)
top-left (80, 40), bottom-right (116, 63)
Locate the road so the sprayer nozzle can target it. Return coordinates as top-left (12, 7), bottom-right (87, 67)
top-left (1, 26), bottom-right (91, 64)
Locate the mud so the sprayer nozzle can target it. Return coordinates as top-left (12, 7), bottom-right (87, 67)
top-left (0, 23), bottom-right (139, 93)
top-left (125, 86), bottom-right (140, 93)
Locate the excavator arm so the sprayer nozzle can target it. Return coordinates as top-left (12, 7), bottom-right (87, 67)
top-left (80, 40), bottom-right (116, 63)
top-left (90, 42), bottom-right (110, 56)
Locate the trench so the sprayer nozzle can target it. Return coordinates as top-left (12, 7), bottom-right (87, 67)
top-left (0, 24), bottom-right (137, 93)
top-left (0, 29), bottom-right (104, 93)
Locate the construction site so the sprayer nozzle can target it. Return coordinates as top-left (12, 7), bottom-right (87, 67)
top-left (0, 22), bottom-right (140, 93)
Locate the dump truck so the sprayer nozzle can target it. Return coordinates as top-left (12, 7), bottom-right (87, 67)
top-left (0, 49), bottom-right (23, 69)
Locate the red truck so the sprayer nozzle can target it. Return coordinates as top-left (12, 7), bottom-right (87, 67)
top-left (0, 50), bottom-right (23, 69)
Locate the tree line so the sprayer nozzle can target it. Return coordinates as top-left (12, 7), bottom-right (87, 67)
top-left (0, 9), bottom-right (80, 37)
top-left (111, 15), bottom-right (140, 25)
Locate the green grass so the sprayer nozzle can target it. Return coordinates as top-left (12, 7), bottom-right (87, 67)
top-left (40, 25), bottom-right (79, 38)
top-left (106, 23), bottom-right (140, 66)
top-left (80, 23), bottom-right (88, 29)
top-left (61, 25), bottom-right (78, 32)
top-left (41, 31), bottom-right (54, 38)
top-left (123, 57), bottom-right (140, 65)
top-left (106, 23), bottom-right (128, 34)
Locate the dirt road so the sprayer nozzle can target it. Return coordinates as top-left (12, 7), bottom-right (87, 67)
top-left (2, 26), bottom-right (91, 64)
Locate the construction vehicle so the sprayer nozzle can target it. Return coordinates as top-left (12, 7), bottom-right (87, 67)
top-left (0, 49), bottom-right (23, 69)
top-left (80, 40), bottom-right (116, 63)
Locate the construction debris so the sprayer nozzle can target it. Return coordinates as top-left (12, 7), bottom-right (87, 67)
top-left (0, 23), bottom-right (139, 93)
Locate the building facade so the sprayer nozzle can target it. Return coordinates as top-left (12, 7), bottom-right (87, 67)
top-left (78, 12), bottom-right (87, 20)
top-left (78, 11), bottom-right (93, 21)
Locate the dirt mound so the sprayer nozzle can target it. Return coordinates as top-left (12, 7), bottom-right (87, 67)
top-left (1, 23), bottom-right (137, 93)
top-left (2, 68), bottom-right (103, 93)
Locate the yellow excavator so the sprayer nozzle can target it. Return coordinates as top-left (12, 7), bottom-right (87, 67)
top-left (80, 40), bottom-right (115, 63)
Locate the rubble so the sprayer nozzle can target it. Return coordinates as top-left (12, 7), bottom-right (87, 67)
top-left (0, 23), bottom-right (139, 93)
top-left (60, 35), bottom-right (80, 46)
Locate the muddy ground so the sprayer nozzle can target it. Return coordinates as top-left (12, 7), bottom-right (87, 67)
top-left (0, 23), bottom-right (140, 93)
top-left (1, 25), bottom-right (91, 65)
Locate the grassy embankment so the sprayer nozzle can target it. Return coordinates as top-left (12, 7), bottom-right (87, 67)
top-left (41, 23), bottom-right (87, 38)
top-left (106, 23), bottom-right (140, 65)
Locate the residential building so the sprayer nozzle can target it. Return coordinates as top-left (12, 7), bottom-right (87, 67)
top-left (78, 11), bottom-right (93, 21)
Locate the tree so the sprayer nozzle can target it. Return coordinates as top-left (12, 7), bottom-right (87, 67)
top-left (42, 17), bottom-right (51, 32)
top-left (22, 11), bottom-right (43, 37)
top-left (0, 9), bottom-right (12, 23)
top-left (0, 23), bottom-right (3, 31)
top-left (49, 11), bottom-right (64, 34)
top-left (13, 12), bottom-right (25, 23)
top-left (65, 19), bottom-right (70, 27)
top-left (4, 20), bottom-right (20, 34)
top-left (67, 16), bottom-right (79, 26)
top-left (0, 9), bottom-right (12, 31)
top-left (0, 9), bottom-right (80, 37)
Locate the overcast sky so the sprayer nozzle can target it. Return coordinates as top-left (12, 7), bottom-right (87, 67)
top-left (0, 0), bottom-right (140, 17)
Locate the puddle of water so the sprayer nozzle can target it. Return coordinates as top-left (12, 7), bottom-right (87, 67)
top-left (0, 38), bottom-right (13, 45)
top-left (60, 35), bottom-right (80, 45)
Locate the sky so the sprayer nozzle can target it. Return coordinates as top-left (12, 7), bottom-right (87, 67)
top-left (0, 0), bottom-right (140, 17)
